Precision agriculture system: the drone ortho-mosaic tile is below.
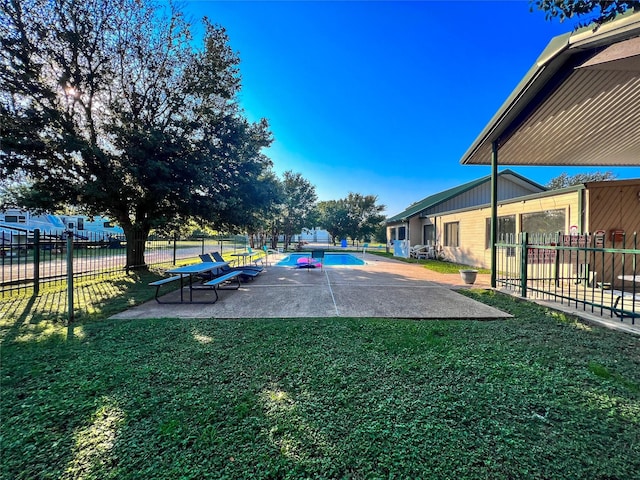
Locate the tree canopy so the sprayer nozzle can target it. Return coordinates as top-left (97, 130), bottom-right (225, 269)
top-left (546, 171), bottom-right (617, 189)
top-left (317, 193), bottom-right (385, 245)
top-left (0, 0), bottom-right (273, 267)
top-left (532, 0), bottom-right (640, 28)
top-left (274, 171), bottom-right (317, 250)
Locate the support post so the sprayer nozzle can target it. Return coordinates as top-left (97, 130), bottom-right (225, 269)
top-left (33, 229), bottom-right (40, 296)
top-left (66, 233), bottom-right (74, 325)
top-left (520, 232), bottom-right (528, 298)
top-left (490, 141), bottom-right (498, 288)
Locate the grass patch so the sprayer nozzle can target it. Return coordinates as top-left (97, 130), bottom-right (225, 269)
top-left (2, 282), bottom-right (639, 478)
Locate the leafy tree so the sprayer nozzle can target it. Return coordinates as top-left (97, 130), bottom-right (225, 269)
top-left (241, 171), bottom-right (283, 248)
top-left (317, 200), bottom-right (351, 246)
top-left (343, 193), bottom-right (386, 244)
top-left (531, 0), bottom-right (640, 28)
top-left (0, 0), bottom-right (272, 268)
top-left (546, 171), bottom-right (617, 189)
top-left (271, 171), bottom-right (317, 250)
top-left (317, 194), bottom-right (385, 245)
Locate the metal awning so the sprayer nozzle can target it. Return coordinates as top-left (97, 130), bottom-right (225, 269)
top-left (460, 12), bottom-right (640, 166)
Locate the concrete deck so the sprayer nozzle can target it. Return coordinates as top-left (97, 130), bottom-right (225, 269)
top-left (110, 253), bottom-right (640, 336)
top-left (111, 254), bottom-right (510, 320)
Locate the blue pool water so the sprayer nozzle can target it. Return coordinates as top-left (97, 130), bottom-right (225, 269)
top-left (276, 252), bottom-right (365, 267)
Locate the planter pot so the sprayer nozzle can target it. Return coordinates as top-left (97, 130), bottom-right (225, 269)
top-left (459, 269), bottom-right (478, 285)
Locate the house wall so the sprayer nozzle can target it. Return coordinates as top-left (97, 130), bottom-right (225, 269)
top-left (433, 190), bottom-right (581, 269)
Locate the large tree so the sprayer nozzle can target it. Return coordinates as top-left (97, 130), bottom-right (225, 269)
top-left (0, 0), bottom-right (272, 268)
top-left (317, 194), bottom-right (385, 245)
top-left (532, 0), bottom-right (640, 27)
top-left (343, 193), bottom-right (386, 245)
top-left (317, 200), bottom-right (351, 246)
top-left (272, 171), bottom-right (317, 250)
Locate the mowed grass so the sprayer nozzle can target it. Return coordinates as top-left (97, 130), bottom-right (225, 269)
top-left (1, 278), bottom-right (640, 479)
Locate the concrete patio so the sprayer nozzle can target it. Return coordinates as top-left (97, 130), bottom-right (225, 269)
top-left (111, 254), bottom-right (510, 320)
top-left (109, 253), bottom-right (640, 336)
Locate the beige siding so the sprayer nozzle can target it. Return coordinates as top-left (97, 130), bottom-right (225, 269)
top-left (434, 191), bottom-right (581, 269)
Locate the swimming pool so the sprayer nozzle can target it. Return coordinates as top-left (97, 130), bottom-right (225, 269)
top-left (276, 252), bottom-right (365, 267)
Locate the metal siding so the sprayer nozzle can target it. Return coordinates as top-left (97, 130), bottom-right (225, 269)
top-left (586, 181), bottom-right (640, 286)
top-left (426, 177), bottom-right (542, 215)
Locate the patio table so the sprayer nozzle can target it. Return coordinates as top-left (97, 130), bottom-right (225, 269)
top-left (166, 261), bottom-right (229, 303)
top-left (230, 252), bottom-right (258, 266)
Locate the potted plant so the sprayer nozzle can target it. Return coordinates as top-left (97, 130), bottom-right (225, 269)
top-left (459, 269), bottom-right (478, 285)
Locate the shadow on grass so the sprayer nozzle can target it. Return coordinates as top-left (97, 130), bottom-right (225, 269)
top-left (2, 314), bottom-right (640, 479)
top-left (0, 269), bottom-right (170, 346)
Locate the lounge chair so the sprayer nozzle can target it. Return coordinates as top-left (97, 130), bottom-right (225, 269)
top-left (199, 253), bottom-right (261, 282)
top-left (208, 251), bottom-right (263, 281)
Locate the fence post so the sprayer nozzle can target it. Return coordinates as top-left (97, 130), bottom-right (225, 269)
top-left (33, 229), bottom-right (40, 296)
top-left (66, 233), bottom-right (74, 324)
top-left (201, 235), bottom-right (205, 255)
top-left (520, 232), bottom-right (528, 298)
top-left (173, 232), bottom-right (177, 265)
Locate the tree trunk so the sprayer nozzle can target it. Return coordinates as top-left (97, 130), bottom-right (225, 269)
top-left (270, 227), bottom-right (279, 250)
top-left (123, 223), bottom-right (151, 271)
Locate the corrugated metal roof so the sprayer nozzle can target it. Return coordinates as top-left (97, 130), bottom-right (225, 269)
top-left (386, 169), bottom-right (545, 223)
top-left (461, 11), bottom-right (640, 166)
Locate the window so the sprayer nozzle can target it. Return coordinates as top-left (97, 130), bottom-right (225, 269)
top-left (423, 224), bottom-right (435, 245)
top-left (486, 215), bottom-right (516, 256)
top-left (444, 222), bottom-right (459, 247)
top-left (485, 215), bottom-right (516, 248)
top-left (103, 222), bottom-right (113, 228)
top-left (521, 209), bottom-right (565, 236)
top-left (397, 226), bottom-right (406, 241)
top-left (5, 215), bottom-right (18, 223)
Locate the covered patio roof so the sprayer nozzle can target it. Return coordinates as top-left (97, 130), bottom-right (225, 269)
top-left (460, 11), bottom-right (640, 167)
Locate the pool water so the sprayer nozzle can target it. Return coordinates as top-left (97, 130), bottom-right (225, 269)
top-left (276, 252), bottom-right (365, 267)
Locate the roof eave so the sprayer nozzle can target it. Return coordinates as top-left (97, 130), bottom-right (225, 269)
top-left (459, 11), bottom-right (640, 166)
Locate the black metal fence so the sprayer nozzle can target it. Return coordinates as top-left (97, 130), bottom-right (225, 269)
top-left (0, 227), bottom-right (249, 298)
top-left (496, 231), bottom-right (639, 323)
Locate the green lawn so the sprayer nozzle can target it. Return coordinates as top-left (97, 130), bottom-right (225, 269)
top-left (1, 278), bottom-right (639, 479)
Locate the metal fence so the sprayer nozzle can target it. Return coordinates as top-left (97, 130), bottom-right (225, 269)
top-left (0, 227), bottom-right (249, 298)
top-left (496, 231), bottom-right (639, 323)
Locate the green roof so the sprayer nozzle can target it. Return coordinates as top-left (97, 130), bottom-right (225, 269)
top-left (386, 169), bottom-right (545, 223)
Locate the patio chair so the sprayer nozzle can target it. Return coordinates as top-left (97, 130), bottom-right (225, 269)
top-left (409, 245), bottom-right (429, 259)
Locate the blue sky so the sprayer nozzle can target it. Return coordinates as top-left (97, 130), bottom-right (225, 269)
top-left (183, 1), bottom-right (639, 217)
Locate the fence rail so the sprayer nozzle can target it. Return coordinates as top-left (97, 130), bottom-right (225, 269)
top-left (1, 227), bottom-right (248, 298)
top-left (496, 232), bottom-right (639, 324)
